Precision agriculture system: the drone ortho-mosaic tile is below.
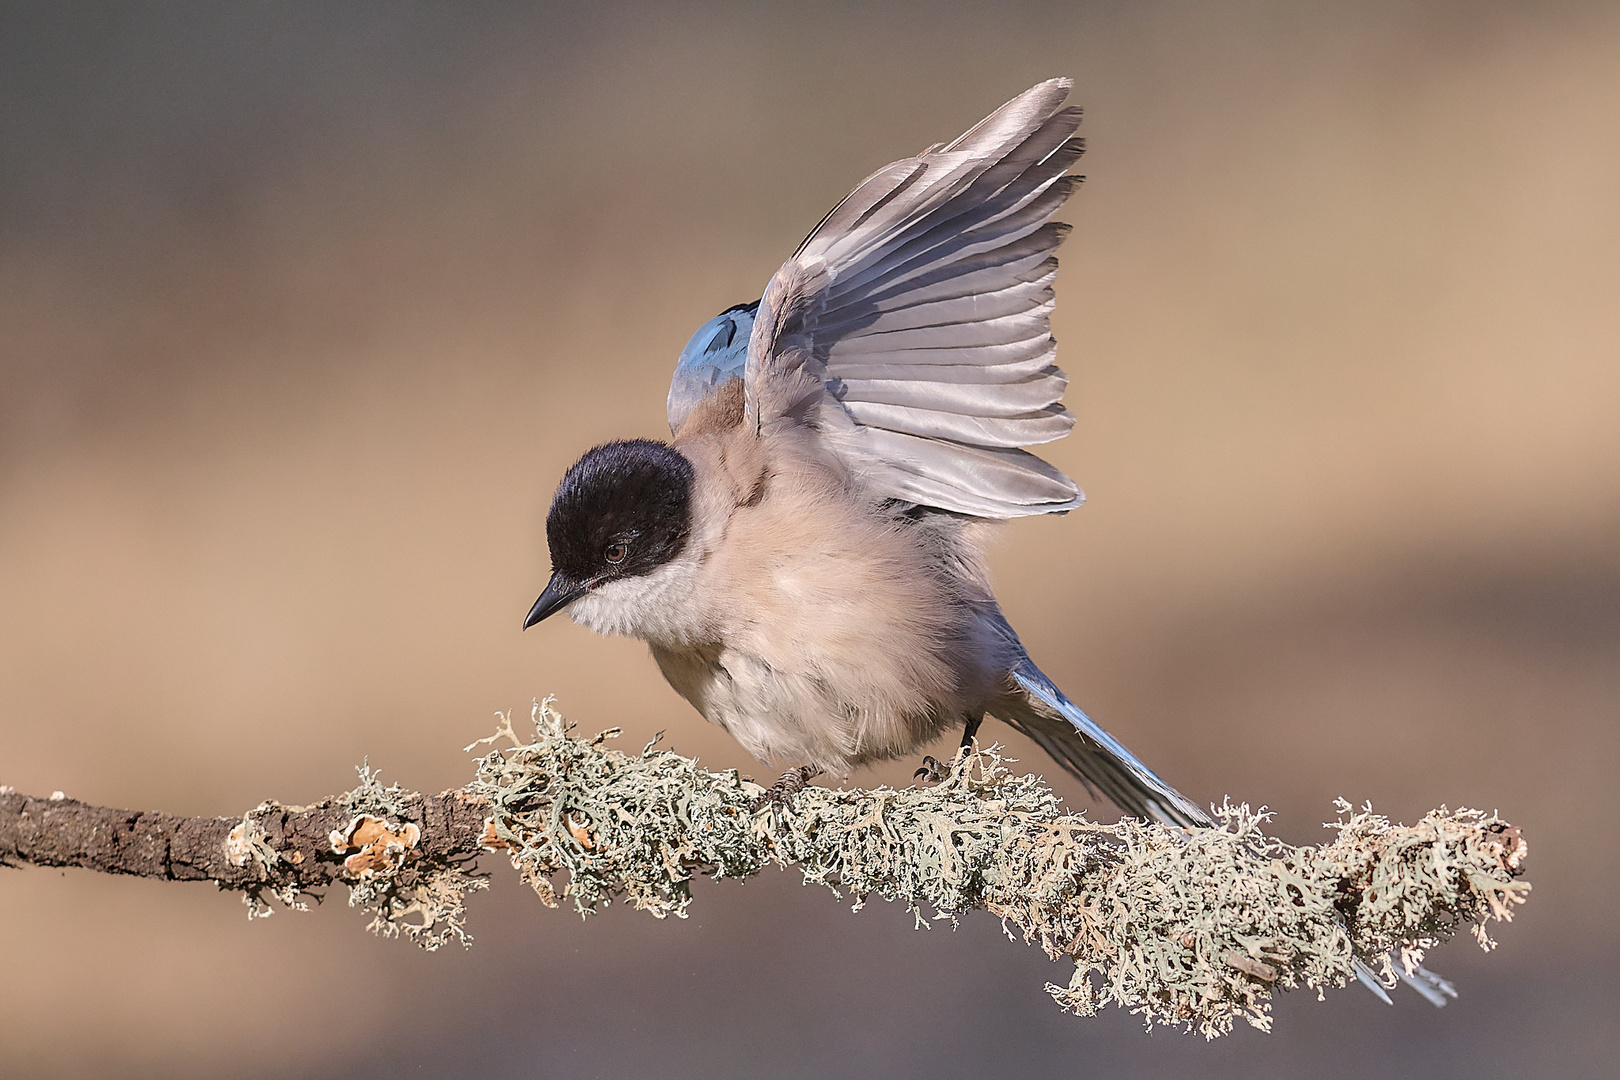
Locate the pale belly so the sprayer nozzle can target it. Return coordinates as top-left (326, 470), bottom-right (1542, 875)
top-left (649, 640), bottom-right (959, 774)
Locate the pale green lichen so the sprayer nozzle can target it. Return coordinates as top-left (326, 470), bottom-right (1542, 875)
top-left (470, 700), bottom-right (770, 917)
top-left (453, 701), bottom-right (1528, 1036)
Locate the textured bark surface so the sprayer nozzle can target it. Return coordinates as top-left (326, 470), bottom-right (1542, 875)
top-left (0, 788), bottom-right (492, 892)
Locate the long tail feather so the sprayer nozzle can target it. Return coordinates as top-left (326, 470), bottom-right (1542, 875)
top-left (999, 656), bottom-right (1212, 828)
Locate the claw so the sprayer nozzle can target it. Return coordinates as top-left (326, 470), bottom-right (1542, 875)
top-left (914, 755), bottom-right (949, 783)
top-left (750, 764), bottom-right (822, 820)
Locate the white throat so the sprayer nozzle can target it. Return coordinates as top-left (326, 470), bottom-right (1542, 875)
top-left (565, 548), bottom-right (710, 646)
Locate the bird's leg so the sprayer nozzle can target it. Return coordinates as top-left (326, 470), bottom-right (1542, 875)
top-left (751, 764), bottom-right (822, 816)
top-left (914, 714), bottom-right (985, 783)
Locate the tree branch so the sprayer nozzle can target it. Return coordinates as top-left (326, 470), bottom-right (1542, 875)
top-left (0, 786), bottom-right (490, 892)
top-left (0, 701), bottom-right (1530, 1037)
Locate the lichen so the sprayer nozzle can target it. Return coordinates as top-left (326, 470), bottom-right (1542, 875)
top-left (470, 700), bottom-right (769, 918)
top-left (462, 701), bottom-right (1530, 1035)
top-left (340, 764), bottom-right (488, 951)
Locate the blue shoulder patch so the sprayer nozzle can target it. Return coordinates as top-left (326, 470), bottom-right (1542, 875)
top-left (666, 301), bottom-right (758, 432)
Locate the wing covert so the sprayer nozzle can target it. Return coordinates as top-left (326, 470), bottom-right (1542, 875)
top-left (667, 302), bottom-right (758, 432)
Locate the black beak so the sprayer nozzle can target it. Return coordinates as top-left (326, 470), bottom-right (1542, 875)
top-left (523, 572), bottom-right (588, 628)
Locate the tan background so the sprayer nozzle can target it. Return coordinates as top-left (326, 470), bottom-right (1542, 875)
top-left (2, 2), bottom-right (1616, 1076)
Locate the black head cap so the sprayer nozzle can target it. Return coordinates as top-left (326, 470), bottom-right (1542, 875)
top-left (524, 439), bottom-right (695, 627)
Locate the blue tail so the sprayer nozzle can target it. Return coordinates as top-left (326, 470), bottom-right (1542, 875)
top-left (999, 655), bottom-right (1211, 828)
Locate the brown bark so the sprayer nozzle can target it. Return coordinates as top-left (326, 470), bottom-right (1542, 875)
top-left (0, 788), bottom-right (492, 892)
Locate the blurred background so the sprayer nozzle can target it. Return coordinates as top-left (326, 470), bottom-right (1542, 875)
top-left (2, 1), bottom-right (1616, 1076)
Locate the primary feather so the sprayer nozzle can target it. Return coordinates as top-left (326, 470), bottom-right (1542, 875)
top-left (737, 77), bottom-right (1086, 518)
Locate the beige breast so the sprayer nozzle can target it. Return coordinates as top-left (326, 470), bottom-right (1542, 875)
top-left (665, 379), bottom-right (970, 771)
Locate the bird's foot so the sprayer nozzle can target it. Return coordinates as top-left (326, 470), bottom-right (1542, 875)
top-left (916, 716), bottom-right (985, 783)
top-left (750, 764), bottom-right (822, 818)
top-left (914, 741), bottom-right (979, 784)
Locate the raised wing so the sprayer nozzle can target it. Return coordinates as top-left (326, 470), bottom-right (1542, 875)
top-left (743, 79), bottom-right (1086, 518)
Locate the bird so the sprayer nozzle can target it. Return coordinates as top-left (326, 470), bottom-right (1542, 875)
top-left (523, 79), bottom-right (1451, 1005)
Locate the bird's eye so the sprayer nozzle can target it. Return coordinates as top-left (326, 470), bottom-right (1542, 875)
top-left (604, 541), bottom-right (629, 565)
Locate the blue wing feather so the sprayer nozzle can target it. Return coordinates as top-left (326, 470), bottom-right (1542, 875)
top-left (667, 301), bottom-right (759, 432)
